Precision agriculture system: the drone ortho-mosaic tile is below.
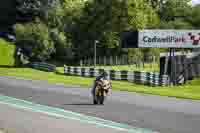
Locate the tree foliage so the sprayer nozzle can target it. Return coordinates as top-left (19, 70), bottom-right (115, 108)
top-left (15, 21), bottom-right (55, 62)
top-left (11, 0), bottom-right (200, 65)
top-left (187, 4), bottom-right (200, 28)
top-left (112, 0), bottom-right (159, 31)
top-left (16, 0), bottom-right (46, 22)
top-left (0, 0), bottom-right (15, 31)
top-left (160, 0), bottom-right (192, 21)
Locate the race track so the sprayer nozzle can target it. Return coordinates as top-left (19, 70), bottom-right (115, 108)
top-left (0, 76), bottom-right (200, 133)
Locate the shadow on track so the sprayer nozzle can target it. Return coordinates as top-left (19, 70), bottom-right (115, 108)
top-left (63, 103), bottom-right (94, 106)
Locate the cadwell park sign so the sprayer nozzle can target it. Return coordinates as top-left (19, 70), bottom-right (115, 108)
top-left (121, 30), bottom-right (200, 48)
top-left (121, 29), bottom-right (200, 85)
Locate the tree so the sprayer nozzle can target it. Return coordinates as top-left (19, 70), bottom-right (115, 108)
top-left (0, 0), bottom-right (15, 31)
top-left (160, 0), bottom-right (192, 21)
top-left (47, 1), bottom-right (65, 29)
top-left (148, 0), bottom-right (163, 9)
top-left (70, 0), bottom-right (160, 59)
top-left (50, 28), bottom-right (73, 62)
top-left (70, 0), bottom-right (114, 59)
top-left (187, 4), bottom-right (200, 28)
top-left (47, 0), bottom-right (85, 63)
top-left (159, 19), bottom-right (193, 29)
top-left (15, 21), bottom-right (55, 62)
top-left (16, 0), bottom-right (55, 23)
top-left (112, 0), bottom-right (160, 62)
top-left (112, 0), bottom-right (160, 31)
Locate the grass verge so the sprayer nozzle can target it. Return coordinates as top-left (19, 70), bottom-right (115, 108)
top-left (0, 39), bottom-right (15, 66)
top-left (0, 67), bottom-right (200, 100)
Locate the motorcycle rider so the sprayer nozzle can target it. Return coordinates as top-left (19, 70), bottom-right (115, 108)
top-left (91, 71), bottom-right (110, 98)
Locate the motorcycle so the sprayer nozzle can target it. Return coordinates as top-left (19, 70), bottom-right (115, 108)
top-left (93, 79), bottom-right (112, 105)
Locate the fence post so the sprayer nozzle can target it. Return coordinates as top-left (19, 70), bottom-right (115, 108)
top-left (88, 57), bottom-right (91, 66)
top-left (82, 58), bottom-right (84, 66)
top-left (104, 56), bottom-right (106, 65)
top-left (115, 56), bottom-right (117, 65)
top-left (142, 57), bottom-right (145, 68)
top-left (132, 56), bottom-right (134, 65)
top-left (120, 56), bottom-right (122, 65)
top-left (80, 60), bottom-right (83, 67)
top-left (122, 56), bottom-right (124, 65)
top-left (99, 56), bottom-right (101, 66)
top-left (125, 55), bottom-right (129, 65)
top-left (110, 56), bottom-right (112, 65)
top-left (89, 58), bottom-right (92, 66)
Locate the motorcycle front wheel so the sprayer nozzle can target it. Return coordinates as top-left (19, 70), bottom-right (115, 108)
top-left (93, 99), bottom-right (98, 104)
top-left (98, 95), bottom-right (104, 105)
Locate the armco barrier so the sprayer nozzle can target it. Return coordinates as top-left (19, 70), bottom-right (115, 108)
top-left (29, 62), bottom-right (56, 72)
top-left (64, 66), bottom-right (170, 86)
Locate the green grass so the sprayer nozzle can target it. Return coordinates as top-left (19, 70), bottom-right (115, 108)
top-left (70, 64), bottom-right (159, 72)
top-left (0, 38), bottom-right (16, 66)
top-left (0, 67), bottom-right (200, 100)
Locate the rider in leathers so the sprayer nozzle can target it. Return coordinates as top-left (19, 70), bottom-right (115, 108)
top-left (91, 71), bottom-right (109, 97)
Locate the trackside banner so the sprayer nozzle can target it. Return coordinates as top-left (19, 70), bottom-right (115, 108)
top-left (138, 30), bottom-right (200, 48)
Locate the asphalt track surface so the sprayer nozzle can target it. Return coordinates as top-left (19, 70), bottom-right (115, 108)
top-left (0, 102), bottom-right (129, 133)
top-left (0, 76), bottom-right (200, 133)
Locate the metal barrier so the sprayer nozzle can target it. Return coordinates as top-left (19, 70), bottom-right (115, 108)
top-left (64, 66), bottom-right (170, 86)
top-left (29, 62), bottom-right (56, 72)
